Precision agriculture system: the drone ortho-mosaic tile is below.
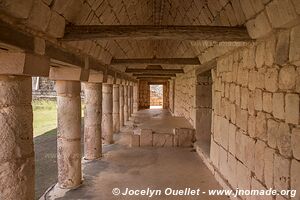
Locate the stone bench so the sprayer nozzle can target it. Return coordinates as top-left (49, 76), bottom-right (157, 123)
top-left (130, 128), bottom-right (195, 148)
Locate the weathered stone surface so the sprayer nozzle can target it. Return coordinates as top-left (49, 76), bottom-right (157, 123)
top-left (227, 153), bottom-right (237, 188)
top-left (267, 119), bottom-right (279, 148)
top-left (153, 133), bottom-right (173, 147)
top-left (264, 147), bottom-right (275, 189)
top-left (210, 140), bottom-right (220, 168)
top-left (240, 0), bottom-right (256, 20)
top-left (254, 89), bottom-right (262, 111)
top-left (272, 93), bottom-right (285, 120)
top-left (275, 30), bottom-right (290, 65)
top-left (0, 0), bottom-right (34, 19)
top-left (241, 87), bottom-right (248, 109)
top-left (289, 24), bottom-right (300, 64)
top-left (228, 123), bottom-right (236, 156)
top-left (134, 129), bottom-right (153, 147)
top-left (291, 159), bottom-right (300, 200)
top-left (173, 128), bottom-right (195, 147)
top-left (255, 42), bottom-right (265, 69)
top-left (27, 0), bottom-right (51, 31)
top-left (246, 11), bottom-right (272, 39)
top-left (220, 117), bottom-right (229, 150)
top-left (248, 115), bottom-right (256, 138)
top-left (83, 83), bottom-right (102, 160)
top-left (47, 11), bottom-right (65, 38)
top-left (262, 92), bottom-right (272, 113)
top-left (279, 66), bottom-right (297, 90)
top-left (277, 122), bottom-right (292, 157)
top-left (266, 0), bottom-right (298, 28)
top-left (291, 128), bottom-right (300, 160)
top-left (0, 75), bottom-right (34, 200)
top-left (285, 93), bottom-right (299, 125)
top-left (56, 81), bottom-right (82, 189)
top-left (236, 161), bottom-right (251, 190)
top-left (130, 134), bottom-right (140, 147)
top-left (256, 112), bottom-right (267, 141)
top-left (112, 85), bottom-right (120, 133)
top-left (102, 84), bottom-right (114, 144)
top-left (265, 35), bottom-right (277, 66)
top-left (254, 140), bottom-right (266, 181)
top-left (274, 153), bottom-right (290, 190)
top-left (265, 67), bottom-right (278, 92)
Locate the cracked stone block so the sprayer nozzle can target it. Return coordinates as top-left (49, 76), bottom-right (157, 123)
top-left (264, 147), bottom-right (275, 189)
top-left (236, 161), bottom-right (251, 190)
top-left (246, 11), bottom-right (272, 39)
top-left (291, 159), bottom-right (300, 200)
top-left (292, 128), bottom-right (300, 160)
top-left (153, 133), bottom-right (173, 147)
top-left (273, 93), bottom-right (285, 120)
top-left (274, 153), bottom-right (290, 191)
top-left (290, 24), bottom-right (300, 64)
top-left (130, 134), bottom-right (140, 147)
top-left (277, 122), bottom-right (292, 157)
top-left (279, 66), bottom-right (297, 90)
top-left (27, 0), bottom-right (51, 31)
top-left (285, 93), bottom-right (299, 125)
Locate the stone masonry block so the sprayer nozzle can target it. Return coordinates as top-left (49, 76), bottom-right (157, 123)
top-left (228, 123), bottom-right (236, 156)
top-left (273, 93), bottom-right (285, 120)
top-left (285, 94), bottom-right (299, 125)
top-left (265, 67), bottom-right (278, 92)
top-left (134, 128), bottom-right (153, 147)
top-left (173, 128), bottom-right (195, 147)
top-left (47, 11), bottom-right (66, 38)
top-left (254, 89), bottom-right (263, 111)
top-left (153, 133), bottom-right (173, 147)
top-left (275, 30), bottom-right (290, 65)
top-left (27, 1), bottom-right (51, 31)
top-left (279, 66), bottom-right (297, 90)
top-left (246, 11), bottom-right (272, 39)
top-left (277, 122), bottom-right (292, 157)
top-left (255, 112), bottom-right (267, 141)
top-left (248, 115), bottom-right (256, 138)
top-left (267, 119), bottom-right (279, 149)
top-left (266, 0), bottom-right (298, 28)
top-left (264, 147), bottom-right (275, 189)
top-left (274, 153), bottom-right (290, 191)
top-left (290, 25), bottom-right (300, 64)
top-left (210, 140), bottom-right (220, 168)
top-left (263, 92), bottom-right (272, 113)
top-left (227, 153), bottom-right (237, 188)
top-left (236, 161), bottom-right (251, 190)
top-left (254, 140), bottom-right (266, 182)
top-left (0, 0), bottom-right (34, 19)
top-left (130, 134), bottom-right (140, 147)
top-left (220, 117), bottom-right (229, 150)
top-left (292, 128), bottom-right (300, 160)
top-left (291, 159), bottom-right (300, 200)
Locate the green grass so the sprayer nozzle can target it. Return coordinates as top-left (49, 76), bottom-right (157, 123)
top-left (33, 100), bottom-right (57, 137)
top-left (33, 99), bottom-right (85, 137)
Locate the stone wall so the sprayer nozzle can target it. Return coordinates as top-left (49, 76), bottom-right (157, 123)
top-left (32, 77), bottom-right (56, 98)
top-left (209, 24), bottom-right (300, 200)
top-left (174, 66), bottom-right (196, 127)
top-left (139, 80), bottom-right (150, 109)
top-left (169, 80), bottom-right (175, 113)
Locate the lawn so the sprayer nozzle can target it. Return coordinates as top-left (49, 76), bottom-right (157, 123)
top-left (33, 99), bottom-right (57, 137)
top-left (33, 99), bottom-right (85, 137)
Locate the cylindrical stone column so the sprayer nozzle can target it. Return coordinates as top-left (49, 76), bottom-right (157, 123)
top-left (119, 85), bottom-right (124, 128)
top-left (56, 81), bottom-right (82, 189)
top-left (124, 85), bottom-right (129, 122)
top-left (127, 85), bottom-right (132, 117)
top-left (83, 83), bottom-right (102, 160)
top-left (130, 86), bottom-right (134, 115)
top-left (133, 83), bottom-right (139, 113)
top-left (102, 84), bottom-right (113, 144)
top-left (113, 85), bottom-right (120, 133)
top-left (0, 75), bottom-right (34, 200)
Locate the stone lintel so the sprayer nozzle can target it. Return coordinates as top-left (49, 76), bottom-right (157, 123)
top-left (0, 52), bottom-right (50, 76)
top-left (88, 70), bottom-right (104, 83)
top-left (49, 66), bottom-right (89, 81)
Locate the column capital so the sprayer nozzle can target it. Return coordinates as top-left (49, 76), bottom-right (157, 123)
top-left (49, 66), bottom-right (89, 81)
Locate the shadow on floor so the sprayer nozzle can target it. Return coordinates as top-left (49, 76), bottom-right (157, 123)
top-left (34, 118), bottom-right (85, 199)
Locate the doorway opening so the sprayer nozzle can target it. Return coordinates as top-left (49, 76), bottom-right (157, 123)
top-left (150, 84), bottom-right (163, 109)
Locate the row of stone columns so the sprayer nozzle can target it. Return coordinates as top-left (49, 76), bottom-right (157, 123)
top-left (0, 75), bottom-right (138, 199)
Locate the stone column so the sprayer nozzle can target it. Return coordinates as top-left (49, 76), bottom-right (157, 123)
top-left (0, 75), bottom-right (34, 199)
top-left (130, 86), bottom-right (134, 115)
top-left (83, 83), bottom-right (102, 160)
top-left (133, 83), bottom-right (139, 113)
top-left (119, 85), bottom-right (124, 128)
top-left (124, 85), bottom-right (129, 122)
top-left (127, 85), bottom-right (132, 118)
top-left (113, 85), bottom-right (120, 133)
top-left (56, 81), bottom-right (82, 189)
top-left (102, 84), bottom-right (113, 144)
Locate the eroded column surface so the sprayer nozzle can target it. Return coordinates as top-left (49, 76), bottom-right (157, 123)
top-left (113, 85), bottom-right (120, 133)
top-left (133, 84), bottom-right (139, 113)
top-left (127, 85), bottom-right (132, 118)
top-left (83, 83), bottom-right (102, 160)
top-left (130, 86), bottom-right (134, 115)
top-left (102, 84), bottom-right (113, 144)
top-left (56, 81), bottom-right (82, 189)
top-left (124, 85), bottom-right (129, 122)
top-left (0, 75), bottom-right (34, 200)
top-left (119, 85), bottom-right (124, 128)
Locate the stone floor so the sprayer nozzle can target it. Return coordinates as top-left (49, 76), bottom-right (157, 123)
top-left (45, 145), bottom-right (229, 200)
top-left (42, 109), bottom-right (228, 200)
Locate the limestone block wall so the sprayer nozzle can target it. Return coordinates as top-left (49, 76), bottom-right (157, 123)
top-left (169, 80), bottom-right (175, 113)
top-left (174, 67), bottom-right (196, 127)
top-left (210, 24), bottom-right (300, 200)
top-left (139, 80), bottom-right (150, 109)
